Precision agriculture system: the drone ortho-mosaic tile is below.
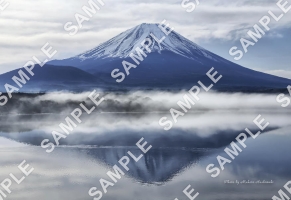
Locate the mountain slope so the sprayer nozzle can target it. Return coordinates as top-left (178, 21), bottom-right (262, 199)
top-left (49, 23), bottom-right (291, 91)
top-left (51, 23), bottom-right (226, 64)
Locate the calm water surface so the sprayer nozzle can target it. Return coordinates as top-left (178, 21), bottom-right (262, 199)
top-left (1, 126), bottom-right (290, 200)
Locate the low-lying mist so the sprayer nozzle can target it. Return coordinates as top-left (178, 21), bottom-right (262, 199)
top-left (0, 90), bottom-right (290, 148)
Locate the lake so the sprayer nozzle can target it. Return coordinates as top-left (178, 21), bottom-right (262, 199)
top-left (0, 92), bottom-right (290, 200)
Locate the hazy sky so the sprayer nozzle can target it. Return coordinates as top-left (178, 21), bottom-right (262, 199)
top-left (0, 0), bottom-right (290, 78)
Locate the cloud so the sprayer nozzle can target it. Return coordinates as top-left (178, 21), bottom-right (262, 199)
top-left (1, 91), bottom-right (291, 147)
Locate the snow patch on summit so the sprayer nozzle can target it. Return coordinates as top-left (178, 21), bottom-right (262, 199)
top-left (75, 23), bottom-right (223, 62)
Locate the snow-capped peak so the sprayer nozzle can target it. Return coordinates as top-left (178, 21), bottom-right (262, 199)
top-left (76, 23), bottom-right (222, 62)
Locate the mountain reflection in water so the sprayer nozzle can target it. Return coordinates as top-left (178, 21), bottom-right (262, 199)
top-left (0, 127), bottom-right (290, 200)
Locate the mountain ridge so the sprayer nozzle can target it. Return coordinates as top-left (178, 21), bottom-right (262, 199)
top-left (0, 65), bottom-right (105, 92)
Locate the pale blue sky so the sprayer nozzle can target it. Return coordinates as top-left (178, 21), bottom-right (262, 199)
top-left (199, 27), bottom-right (291, 78)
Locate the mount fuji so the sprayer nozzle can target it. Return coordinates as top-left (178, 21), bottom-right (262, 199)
top-left (48, 23), bottom-right (291, 91)
top-left (1, 23), bottom-right (290, 92)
